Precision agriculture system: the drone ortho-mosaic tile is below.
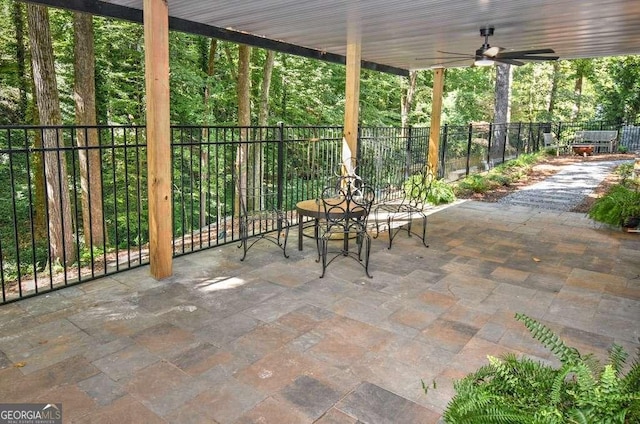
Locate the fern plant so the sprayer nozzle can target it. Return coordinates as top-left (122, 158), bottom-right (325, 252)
top-left (439, 313), bottom-right (640, 423)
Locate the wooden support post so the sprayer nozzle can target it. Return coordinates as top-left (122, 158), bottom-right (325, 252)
top-left (343, 41), bottom-right (361, 162)
top-left (428, 67), bottom-right (445, 173)
top-left (144, 0), bottom-right (172, 279)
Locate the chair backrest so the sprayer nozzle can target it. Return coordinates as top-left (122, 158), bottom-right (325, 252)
top-left (402, 166), bottom-right (434, 209)
top-left (236, 173), bottom-right (279, 217)
top-left (321, 175), bottom-right (375, 232)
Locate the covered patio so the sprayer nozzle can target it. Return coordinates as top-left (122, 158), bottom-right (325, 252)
top-left (5, 1), bottom-right (640, 422)
top-left (1, 199), bottom-right (638, 423)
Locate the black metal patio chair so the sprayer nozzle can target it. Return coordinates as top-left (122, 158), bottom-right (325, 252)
top-left (373, 165), bottom-right (434, 249)
top-left (236, 174), bottom-right (289, 261)
top-left (317, 175), bottom-right (375, 278)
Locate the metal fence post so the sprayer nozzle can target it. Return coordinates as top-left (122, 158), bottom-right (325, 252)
top-left (466, 123), bottom-right (473, 176)
top-left (557, 121), bottom-right (563, 141)
top-left (277, 122), bottom-right (284, 210)
top-left (440, 124), bottom-right (448, 179)
top-left (515, 122), bottom-right (522, 158)
top-left (487, 122), bottom-right (493, 169)
top-left (405, 125), bottom-right (412, 178)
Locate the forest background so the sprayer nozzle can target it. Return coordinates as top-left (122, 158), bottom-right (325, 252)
top-left (1, 0), bottom-right (640, 293)
top-left (1, 0), bottom-right (640, 129)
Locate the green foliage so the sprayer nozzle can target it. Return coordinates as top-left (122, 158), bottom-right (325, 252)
top-left (592, 56), bottom-right (640, 123)
top-left (588, 184), bottom-right (640, 227)
top-left (454, 153), bottom-right (543, 195)
top-left (440, 313), bottom-right (640, 424)
top-left (428, 178), bottom-right (457, 205)
top-left (617, 163), bottom-right (635, 181)
top-left (403, 170), bottom-right (456, 206)
top-left (456, 174), bottom-right (493, 194)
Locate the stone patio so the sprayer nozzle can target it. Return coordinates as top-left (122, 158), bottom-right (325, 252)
top-left (0, 200), bottom-right (638, 423)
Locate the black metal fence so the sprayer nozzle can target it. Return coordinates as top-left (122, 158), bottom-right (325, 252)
top-left (0, 121), bottom-right (636, 303)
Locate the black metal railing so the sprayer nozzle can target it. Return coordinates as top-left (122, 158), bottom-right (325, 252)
top-left (0, 120), bottom-right (637, 303)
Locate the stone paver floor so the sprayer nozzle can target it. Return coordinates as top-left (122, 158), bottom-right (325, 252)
top-left (1, 172), bottom-right (639, 423)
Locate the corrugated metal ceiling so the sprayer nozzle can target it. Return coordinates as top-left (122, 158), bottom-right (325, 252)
top-left (74, 0), bottom-right (640, 70)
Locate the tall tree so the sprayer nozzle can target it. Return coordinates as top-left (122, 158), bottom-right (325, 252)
top-left (200, 38), bottom-right (218, 227)
top-left (12, 1), bottom-right (28, 122)
top-left (255, 49), bottom-right (274, 209)
top-left (74, 11), bottom-right (105, 247)
top-left (493, 63), bottom-right (512, 156)
top-left (258, 50), bottom-right (275, 126)
top-left (401, 70), bottom-right (418, 128)
top-left (547, 61), bottom-right (561, 119)
top-left (570, 59), bottom-right (593, 120)
top-left (27, 3), bottom-right (75, 265)
top-left (236, 44), bottom-right (251, 215)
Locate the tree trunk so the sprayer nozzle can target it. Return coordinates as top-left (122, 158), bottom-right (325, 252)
top-left (13, 2), bottom-right (28, 122)
top-left (255, 49), bottom-right (274, 208)
top-left (200, 38), bottom-right (217, 227)
top-left (236, 44), bottom-right (251, 215)
top-left (572, 72), bottom-right (583, 120)
top-left (258, 50), bottom-right (275, 126)
top-left (493, 63), bottom-right (512, 158)
top-left (74, 11), bottom-right (105, 248)
top-left (28, 4), bottom-right (75, 265)
top-left (401, 70), bottom-right (418, 128)
top-left (548, 61), bottom-right (560, 118)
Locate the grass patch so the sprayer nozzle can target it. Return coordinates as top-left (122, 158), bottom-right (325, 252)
top-left (454, 152), bottom-right (545, 196)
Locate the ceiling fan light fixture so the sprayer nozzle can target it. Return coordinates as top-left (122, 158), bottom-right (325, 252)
top-left (474, 57), bottom-right (494, 66)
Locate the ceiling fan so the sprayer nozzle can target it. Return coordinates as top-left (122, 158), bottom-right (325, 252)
top-left (418, 26), bottom-right (559, 67)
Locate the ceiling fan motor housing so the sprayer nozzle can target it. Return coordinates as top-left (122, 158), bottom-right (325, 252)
top-left (479, 26), bottom-right (495, 37)
top-left (480, 27), bottom-right (495, 37)
top-left (479, 26), bottom-right (495, 54)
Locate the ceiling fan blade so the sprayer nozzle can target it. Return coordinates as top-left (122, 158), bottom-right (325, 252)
top-left (493, 57), bottom-right (525, 66)
top-left (431, 58), bottom-right (473, 66)
top-left (497, 48), bottom-right (556, 58)
top-left (436, 50), bottom-right (475, 57)
top-left (510, 55), bottom-right (560, 61)
top-left (482, 46), bottom-right (503, 57)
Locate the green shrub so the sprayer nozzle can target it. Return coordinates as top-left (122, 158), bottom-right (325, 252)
top-left (487, 173), bottom-right (512, 187)
top-left (455, 153), bottom-right (544, 196)
top-left (428, 178), bottom-right (456, 205)
top-left (589, 184), bottom-right (640, 226)
top-left (439, 313), bottom-right (640, 423)
top-left (617, 163), bottom-right (635, 182)
top-left (456, 174), bottom-right (494, 194)
top-left (403, 173), bottom-right (456, 205)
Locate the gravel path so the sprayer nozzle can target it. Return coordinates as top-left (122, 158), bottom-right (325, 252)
top-left (498, 159), bottom-right (631, 211)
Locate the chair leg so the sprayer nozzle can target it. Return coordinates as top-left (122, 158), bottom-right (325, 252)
top-left (363, 235), bottom-right (372, 278)
top-left (387, 216), bottom-right (394, 249)
top-left (319, 238), bottom-right (328, 278)
top-left (420, 215), bottom-right (429, 248)
top-left (239, 220), bottom-right (248, 261)
top-left (281, 221), bottom-right (290, 258)
top-left (373, 209), bottom-right (381, 239)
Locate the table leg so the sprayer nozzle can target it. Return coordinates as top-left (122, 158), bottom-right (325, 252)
top-left (298, 212), bottom-right (303, 251)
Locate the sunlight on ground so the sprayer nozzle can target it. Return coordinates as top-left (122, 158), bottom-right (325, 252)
top-left (198, 276), bottom-right (248, 292)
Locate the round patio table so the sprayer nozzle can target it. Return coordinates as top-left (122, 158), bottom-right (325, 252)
top-left (295, 198), bottom-right (367, 251)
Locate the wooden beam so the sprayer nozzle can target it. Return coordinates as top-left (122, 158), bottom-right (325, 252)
top-left (144, 0), bottom-right (172, 279)
top-left (343, 41), bottom-right (361, 165)
top-left (428, 67), bottom-right (445, 173)
top-left (25, 0), bottom-right (410, 77)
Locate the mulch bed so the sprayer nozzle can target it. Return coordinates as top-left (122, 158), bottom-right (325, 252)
top-left (455, 153), bottom-right (636, 213)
